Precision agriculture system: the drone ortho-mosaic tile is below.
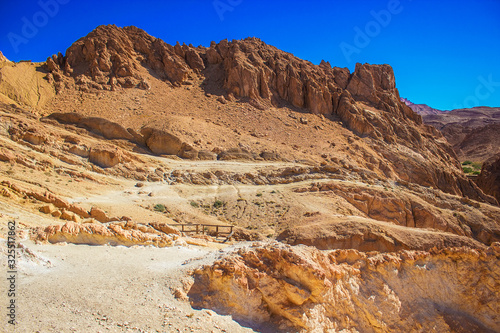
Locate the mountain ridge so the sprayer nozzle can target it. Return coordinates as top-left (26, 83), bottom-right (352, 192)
top-left (403, 97), bottom-right (500, 162)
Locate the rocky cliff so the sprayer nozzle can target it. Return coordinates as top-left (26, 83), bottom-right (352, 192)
top-left (189, 242), bottom-right (500, 333)
top-left (477, 154), bottom-right (500, 203)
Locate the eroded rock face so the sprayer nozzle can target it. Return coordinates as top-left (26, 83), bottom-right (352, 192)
top-left (46, 25), bottom-right (197, 91)
top-left (292, 182), bottom-right (500, 246)
top-left (189, 242), bottom-right (500, 333)
top-left (89, 145), bottom-right (122, 168)
top-left (477, 154), bottom-right (500, 203)
top-left (47, 112), bottom-right (134, 141)
top-left (32, 221), bottom-right (179, 247)
top-left (140, 127), bottom-right (186, 156)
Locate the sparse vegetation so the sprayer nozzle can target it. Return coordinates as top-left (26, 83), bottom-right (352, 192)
top-left (471, 162), bottom-right (482, 169)
top-left (462, 161), bottom-right (482, 175)
top-left (153, 204), bottom-right (166, 212)
top-left (256, 193), bottom-right (263, 197)
top-left (213, 200), bottom-right (224, 209)
top-left (190, 201), bottom-right (199, 208)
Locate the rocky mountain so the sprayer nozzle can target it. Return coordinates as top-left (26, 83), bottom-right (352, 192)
top-left (401, 97), bottom-right (442, 115)
top-left (41, 25), bottom-right (492, 203)
top-left (1, 25), bottom-right (499, 333)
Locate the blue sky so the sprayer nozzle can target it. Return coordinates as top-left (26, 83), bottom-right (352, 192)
top-left (1, 0), bottom-right (499, 110)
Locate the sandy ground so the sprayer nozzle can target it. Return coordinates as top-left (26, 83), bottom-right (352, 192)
top-left (1, 238), bottom-right (259, 333)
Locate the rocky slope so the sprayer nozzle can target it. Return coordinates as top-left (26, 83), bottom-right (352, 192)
top-left (477, 154), bottom-right (500, 203)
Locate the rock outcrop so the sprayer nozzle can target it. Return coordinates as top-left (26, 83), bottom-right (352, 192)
top-left (47, 112), bottom-right (135, 141)
top-left (293, 181), bottom-right (500, 245)
top-left (33, 221), bottom-right (180, 247)
top-left (89, 145), bottom-right (122, 168)
top-left (189, 242), bottom-right (500, 333)
top-left (0, 51), bottom-right (8, 62)
top-left (45, 25), bottom-right (198, 92)
top-left (477, 154), bottom-right (500, 203)
top-left (277, 217), bottom-right (485, 252)
top-left (0, 60), bottom-right (55, 108)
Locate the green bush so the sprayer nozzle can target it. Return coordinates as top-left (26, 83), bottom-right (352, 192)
top-left (190, 201), bottom-right (199, 208)
top-left (462, 167), bottom-right (473, 174)
top-left (462, 160), bottom-right (473, 165)
top-left (471, 162), bottom-right (482, 170)
top-left (213, 200), bottom-right (224, 209)
top-left (473, 171), bottom-right (481, 175)
top-left (154, 204), bottom-right (166, 212)
top-left (256, 193), bottom-right (263, 197)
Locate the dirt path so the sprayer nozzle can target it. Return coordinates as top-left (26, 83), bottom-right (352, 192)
top-left (2, 239), bottom-right (258, 333)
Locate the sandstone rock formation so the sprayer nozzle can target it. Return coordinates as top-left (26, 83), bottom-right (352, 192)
top-left (47, 112), bottom-right (134, 141)
top-left (1, 25), bottom-right (499, 332)
top-left (33, 221), bottom-right (177, 247)
top-left (45, 25), bottom-right (198, 92)
top-left (292, 181), bottom-right (499, 245)
top-left (88, 145), bottom-right (122, 168)
top-left (189, 242), bottom-right (500, 333)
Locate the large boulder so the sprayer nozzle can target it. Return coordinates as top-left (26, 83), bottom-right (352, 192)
top-left (140, 127), bottom-right (185, 156)
top-left (89, 145), bottom-right (122, 168)
top-left (47, 113), bottom-right (134, 141)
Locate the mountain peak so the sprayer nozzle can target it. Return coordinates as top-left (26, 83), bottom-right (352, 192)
top-left (46, 25), bottom-right (419, 141)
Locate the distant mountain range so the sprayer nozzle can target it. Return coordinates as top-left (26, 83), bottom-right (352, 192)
top-left (402, 98), bottom-right (500, 162)
top-left (400, 98), bottom-right (443, 115)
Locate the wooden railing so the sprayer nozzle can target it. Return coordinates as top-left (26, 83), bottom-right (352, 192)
top-left (169, 223), bottom-right (234, 241)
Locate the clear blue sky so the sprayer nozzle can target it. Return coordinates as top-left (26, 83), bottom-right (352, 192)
top-left (1, 0), bottom-right (499, 110)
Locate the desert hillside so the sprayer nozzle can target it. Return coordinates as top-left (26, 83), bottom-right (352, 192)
top-left (1, 25), bottom-right (499, 333)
